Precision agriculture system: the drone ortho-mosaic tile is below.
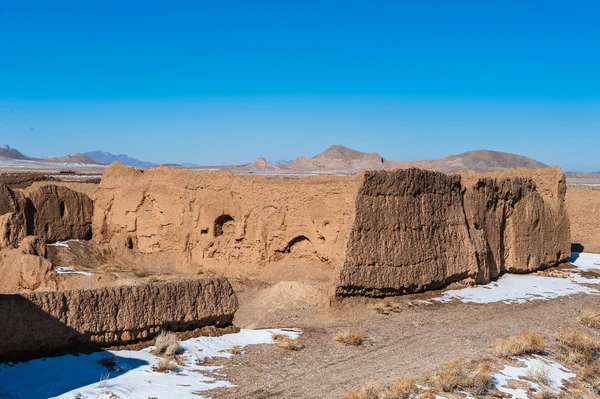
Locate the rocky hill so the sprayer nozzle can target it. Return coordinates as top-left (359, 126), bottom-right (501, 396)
top-left (84, 151), bottom-right (156, 167)
top-left (288, 145), bottom-right (386, 171)
top-left (0, 147), bottom-right (28, 160)
top-left (45, 153), bottom-right (104, 165)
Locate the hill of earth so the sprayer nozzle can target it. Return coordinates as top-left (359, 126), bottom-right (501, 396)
top-left (84, 151), bottom-right (156, 167)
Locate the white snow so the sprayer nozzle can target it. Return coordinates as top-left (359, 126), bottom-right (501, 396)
top-left (0, 328), bottom-right (302, 399)
top-left (55, 267), bottom-right (95, 276)
top-left (493, 356), bottom-right (575, 399)
top-left (433, 253), bottom-right (600, 304)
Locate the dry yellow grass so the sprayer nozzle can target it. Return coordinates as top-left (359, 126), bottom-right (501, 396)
top-left (334, 331), bottom-right (366, 346)
top-left (427, 360), bottom-right (494, 394)
top-left (155, 331), bottom-right (183, 356)
top-left (343, 382), bottom-right (380, 399)
top-left (384, 377), bottom-right (419, 398)
top-left (580, 309), bottom-right (600, 329)
top-left (132, 266), bottom-right (149, 277)
top-left (152, 358), bottom-right (178, 373)
top-left (556, 326), bottom-right (600, 364)
top-left (526, 365), bottom-right (552, 386)
top-left (276, 336), bottom-right (304, 351)
top-left (271, 333), bottom-right (287, 342)
top-left (493, 332), bottom-right (547, 357)
top-left (229, 345), bottom-right (242, 355)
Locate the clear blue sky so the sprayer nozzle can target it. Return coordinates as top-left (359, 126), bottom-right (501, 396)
top-left (1, 1), bottom-right (599, 170)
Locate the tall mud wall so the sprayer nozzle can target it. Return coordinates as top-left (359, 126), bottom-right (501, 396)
top-left (338, 167), bottom-right (571, 296)
top-left (0, 278), bottom-right (237, 362)
top-left (93, 163), bottom-right (362, 276)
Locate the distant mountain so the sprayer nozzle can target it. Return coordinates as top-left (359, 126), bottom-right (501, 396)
top-left (84, 151), bottom-right (156, 167)
top-left (291, 145), bottom-right (386, 171)
top-left (432, 150), bottom-right (548, 173)
top-left (0, 147), bottom-right (28, 160)
top-left (45, 153), bottom-right (104, 165)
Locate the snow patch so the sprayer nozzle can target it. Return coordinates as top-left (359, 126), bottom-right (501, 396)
top-left (0, 328), bottom-right (302, 399)
top-left (55, 267), bottom-right (94, 276)
top-left (493, 356), bottom-right (575, 399)
top-left (433, 253), bottom-right (600, 304)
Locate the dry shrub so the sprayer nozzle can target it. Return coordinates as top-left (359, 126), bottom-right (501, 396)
top-left (229, 345), bottom-right (242, 355)
top-left (97, 356), bottom-right (117, 371)
top-left (535, 387), bottom-right (561, 399)
top-left (132, 266), bottom-right (149, 277)
top-left (493, 332), bottom-right (547, 357)
top-left (427, 360), bottom-right (494, 394)
top-left (385, 377), bottom-right (419, 398)
top-left (580, 309), bottom-right (600, 329)
top-left (526, 365), bottom-right (552, 386)
top-left (155, 331), bottom-right (183, 356)
top-left (335, 331), bottom-right (366, 346)
top-left (271, 333), bottom-right (287, 342)
top-left (343, 382), bottom-right (380, 399)
top-left (152, 358), bottom-right (178, 373)
top-left (556, 326), bottom-right (600, 364)
top-left (374, 300), bottom-right (402, 315)
top-left (276, 336), bottom-right (304, 351)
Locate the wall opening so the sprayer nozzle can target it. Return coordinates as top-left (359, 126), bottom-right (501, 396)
top-left (24, 199), bottom-right (36, 236)
top-left (214, 214), bottom-right (235, 237)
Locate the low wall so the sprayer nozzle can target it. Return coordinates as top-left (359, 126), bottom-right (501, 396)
top-left (0, 277), bottom-right (238, 362)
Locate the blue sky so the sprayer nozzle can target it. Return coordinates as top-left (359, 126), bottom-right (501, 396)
top-left (1, 1), bottom-right (599, 170)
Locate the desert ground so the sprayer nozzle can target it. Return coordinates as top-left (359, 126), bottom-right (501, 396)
top-left (1, 149), bottom-right (600, 399)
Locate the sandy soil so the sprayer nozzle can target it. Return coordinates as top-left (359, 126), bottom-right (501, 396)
top-left (567, 186), bottom-right (600, 253)
top-left (211, 289), bottom-right (600, 398)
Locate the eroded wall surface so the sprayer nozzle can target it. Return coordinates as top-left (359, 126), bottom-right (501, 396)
top-left (0, 278), bottom-right (237, 361)
top-left (338, 167), bottom-right (571, 296)
top-left (93, 163), bottom-right (362, 274)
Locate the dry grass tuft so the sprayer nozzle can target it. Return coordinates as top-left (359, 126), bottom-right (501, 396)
top-left (526, 365), bottom-right (552, 386)
top-left (580, 309), bottom-right (600, 329)
top-left (97, 356), bottom-right (117, 371)
top-left (385, 377), bottom-right (420, 398)
top-left (271, 333), bottom-right (287, 342)
top-left (152, 358), bottom-right (178, 373)
top-left (343, 382), bottom-right (380, 399)
top-left (131, 266), bottom-right (149, 277)
top-left (556, 326), bottom-right (600, 364)
top-left (373, 300), bottom-right (403, 315)
top-left (228, 345), bottom-right (242, 355)
top-left (534, 387), bottom-right (561, 399)
top-left (335, 331), bottom-right (366, 346)
top-left (493, 332), bottom-right (547, 357)
top-left (155, 331), bottom-right (183, 356)
top-left (427, 360), bottom-right (494, 394)
top-left (276, 336), bottom-right (304, 351)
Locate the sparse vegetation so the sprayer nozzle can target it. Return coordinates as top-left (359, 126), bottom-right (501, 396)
top-left (97, 356), bottom-right (117, 371)
top-left (556, 325), bottom-right (600, 364)
top-left (526, 365), bottom-right (552, 386)
top-left (155, 331), bottom-right (183, 356)
top-left (131, 266), bottom-right (149, 277)
top-left (580, 308), bottom-right (600, 329)
top-left (229, 345), bottom-right (242, 355)
top-left (334, 330), bottom-right (366, 346)
top-left (373, 300), bottom-right (402, 315)
top-left (535, 387), bottom-right (561, 399)
top-left (152, 358), bottom-right (178, 373)
top-left (276, 336), bottom-right (304, 351)
top-left (271, 333), bottom-right (287, 342)
top-left (493, 332), bottom-right (547, 357)
top-left (343, 382), bottom-right (380, 399)
top-left (385, 377), bottom-right (420, 398)
top-left (426, 360), bottom-right (494, 394)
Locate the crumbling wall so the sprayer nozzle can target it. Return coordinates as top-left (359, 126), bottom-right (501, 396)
top-left (0, 278), bottom-right (238, 362)
top-left (0, 183), bottom-right (93, 249)
top-left (93, 163), bottom-right (361, 274)
top-left (337, 167), bottom-right (571, 296)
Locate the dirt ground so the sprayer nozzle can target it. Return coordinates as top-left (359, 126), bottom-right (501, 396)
top-left (204, 283), bottom-right (599, 399)
top-left (567, 186), bottom-right (600, 253)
